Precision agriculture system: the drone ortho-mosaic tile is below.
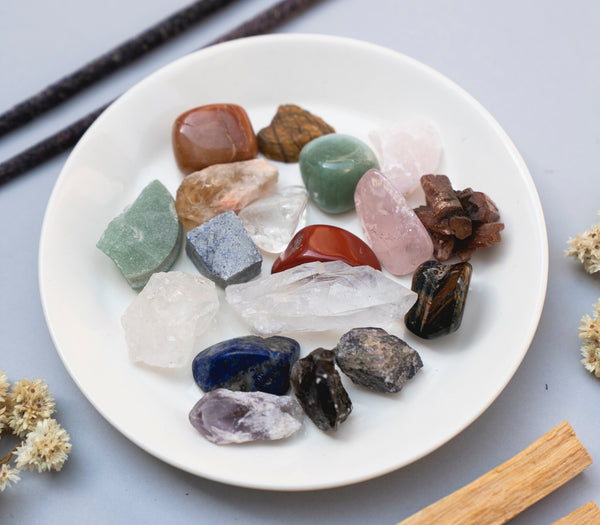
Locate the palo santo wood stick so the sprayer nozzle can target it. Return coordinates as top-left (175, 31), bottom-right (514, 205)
top-left (551, 501), bottom-right (600, 524)
top-left (398, 421), bottom-right (591, 525)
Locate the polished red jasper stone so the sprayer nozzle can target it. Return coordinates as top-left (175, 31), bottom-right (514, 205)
top-left (172, 103), bottom-right (258, 174)
top-left (271, 224), bottom-right (381, 274)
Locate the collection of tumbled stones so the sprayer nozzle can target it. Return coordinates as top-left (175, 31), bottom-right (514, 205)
top-left (97, 102), bottom-right (504, 445)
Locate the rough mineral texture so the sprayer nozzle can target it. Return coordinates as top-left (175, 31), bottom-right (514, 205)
top-left (97, 180), bottom-right (183, 290)
top-left (415, 175), bottom-right (504, 261)
top-left (334, 327), bottom-right (423, 393)
top-left (225, 260), bottom-right (417, 335)
top-left (121, 271), bottom-right (219, 367)
top-left (290, 348), bottom-right (352, 431)
top-left (271, 224), bottom-right (381, 273)
top-left (354, 168), bottom-right (433, 276)
top-left (189, 389), bottom-right (303, 445)
top-left (172, 103), bottom-right (257, 174)
top-left (192, 335), bottom-right (300, 395)
top-left (257, 104), bottom-right (335, 162)
top-left (175, 158), bottom-right (278, 230)
top-left (369, 119), bottom-right (442, 195)
top-left (238, 186), bottom-right (308, 253)
top-left (299, 133), bottom-right (379, 214)
top-left (405, 260), bottom-right (472, 339)
top-left (186, 211), bottom-right (262, 288)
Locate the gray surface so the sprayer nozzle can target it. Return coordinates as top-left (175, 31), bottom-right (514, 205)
top-left (1, 0), bottom-right (599, 522)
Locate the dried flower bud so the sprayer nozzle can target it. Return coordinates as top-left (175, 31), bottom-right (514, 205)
top-left (7, 378), bottom-right (55, 437)
top-left (579, 300), bottom-right (600, 378)
top-left (566, 215), bottom-right (600, 274)
top-left (0, 464), bottom-right (20, 491)
top-left (15, 418), bottom-right (71, 472)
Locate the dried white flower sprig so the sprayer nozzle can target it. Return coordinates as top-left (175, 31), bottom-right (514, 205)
top-left (565, 214), bottom-right (600, 273)
top-left (579, 300), bottom-right (600, 378)
top-left (0, 372), bottom-right (71, 491)
top-left (566, 215), bottom-right (600, 378)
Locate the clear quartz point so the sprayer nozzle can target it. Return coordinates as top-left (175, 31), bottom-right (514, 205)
top-left (226, 261), bottom-right (417, 335)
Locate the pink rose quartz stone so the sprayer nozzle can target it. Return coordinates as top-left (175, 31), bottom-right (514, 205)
top-left (355, 168), bottom-right (433, 276)
top-left (369, 119), bottom-right (442, 195)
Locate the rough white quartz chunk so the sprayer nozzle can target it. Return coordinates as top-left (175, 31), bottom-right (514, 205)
top-left (189, 389), bottom-right (303, 445)
top-left (122, 271), bottom-right (219, 368)
top-left (238, 186), bottom-right (309, 253)
top-left (225, 261), bottom-right (417, 335)
top-left (369, 118), bottom-right (442, 195)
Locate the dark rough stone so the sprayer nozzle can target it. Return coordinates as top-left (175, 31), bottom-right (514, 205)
top-left (192, 335), bottom-right (300, 395)
top-left (290, 348), bottom-right (352, 431)
top-left (405, 260), bottom-right (472, 339)
top-left (185, 210), bottom-right (262, 287)
top-left (334, 327), bottom-right (423, 393)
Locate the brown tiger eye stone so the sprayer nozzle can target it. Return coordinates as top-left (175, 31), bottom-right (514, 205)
top-left (172, 103), bottom-right (258, 174)
top-left (257, 104), bottom-right (335, 162)
top-left (405, 260), bottom-right (472, 339)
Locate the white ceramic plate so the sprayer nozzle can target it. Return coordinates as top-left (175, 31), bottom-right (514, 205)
top-left (39, 34), bottom-right (548, 491)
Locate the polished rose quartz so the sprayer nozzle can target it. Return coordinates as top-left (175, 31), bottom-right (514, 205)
top-left (172, 103), bottom-right (258, 174)
top-left (355, 169), bottom-right (433, 276)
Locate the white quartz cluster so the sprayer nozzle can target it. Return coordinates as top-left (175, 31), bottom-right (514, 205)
top-left (225, 261), bottom-right (417, 335)
top-left (122, 271), bottom-right (219, 368)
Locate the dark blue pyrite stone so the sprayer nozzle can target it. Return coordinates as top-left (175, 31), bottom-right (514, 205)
top-left (192, 335), bottom-right (300, 395)
top-left (405, 260), bottom-right (472, 339)
top-left (185, 210), bottom-right (262, 288)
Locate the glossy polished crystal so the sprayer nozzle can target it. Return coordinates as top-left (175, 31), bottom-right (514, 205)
top-left (405, 261), bottom-right (472, 339)
top-left (192, 335), bottom-right (300, 395)
top-left (271, 224), bottom-right (381, 273)
top-left (290, 348), bottom-right (352, 431)
top-left (355, 168), bottom-right (433, 276)
top-left (172, 103), bottom-right (258, 174)
top-left (299, 133), bottom-right (379, 214)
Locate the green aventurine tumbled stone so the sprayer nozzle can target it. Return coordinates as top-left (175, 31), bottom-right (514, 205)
top-left (97, 180), bottom-right (183, 290)
top-left (299, 134), bottom-right (379, 214)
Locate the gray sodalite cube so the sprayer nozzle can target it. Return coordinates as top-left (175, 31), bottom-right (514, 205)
top-left (185, 210), bottom-right (262, 288)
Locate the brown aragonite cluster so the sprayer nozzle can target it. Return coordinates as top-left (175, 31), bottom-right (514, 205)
top-left (414, 174), bottom-right (504, 261)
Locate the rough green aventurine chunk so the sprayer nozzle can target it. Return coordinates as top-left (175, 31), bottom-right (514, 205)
top-left (299, 133), bottom-right (379, 214)
top-left (97, 180), bottom-right (183, 290)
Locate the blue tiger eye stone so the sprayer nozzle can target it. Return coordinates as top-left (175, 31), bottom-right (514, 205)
top-left (192, 335), bottom-right (300, 395)
top-left (299, 134), bottom-right (379, 214)
top-left (405, 261), bottom-right (472, 339)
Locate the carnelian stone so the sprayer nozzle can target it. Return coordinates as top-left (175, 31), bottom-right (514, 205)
top-left (271, 224), bottom-right (381, 274)
top-left (172, 103), bottom-right (258, 174)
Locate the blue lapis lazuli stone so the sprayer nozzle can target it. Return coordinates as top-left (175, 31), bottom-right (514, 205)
top-left (192, 335), bottom-right (300, 395)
